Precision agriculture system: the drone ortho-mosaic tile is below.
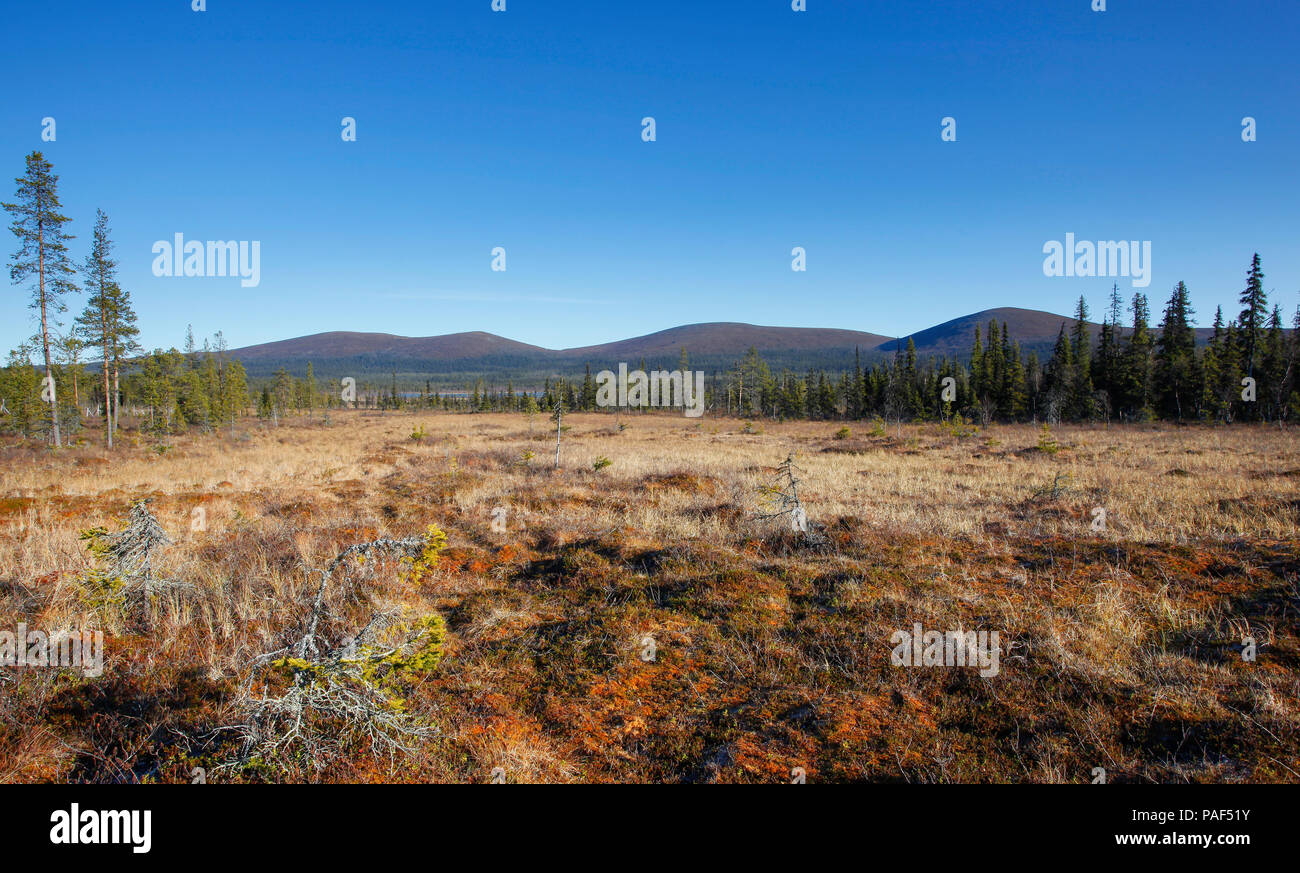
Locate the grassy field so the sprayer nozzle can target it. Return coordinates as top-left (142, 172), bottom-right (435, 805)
top-left (1, 411), bottom-right (1298, 783)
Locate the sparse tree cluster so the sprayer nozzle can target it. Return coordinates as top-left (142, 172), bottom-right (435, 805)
top-left (1, 153), bottom-right (145, 443)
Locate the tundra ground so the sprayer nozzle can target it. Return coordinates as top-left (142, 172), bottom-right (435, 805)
top-left (1, 412), bottom-right (1297, 783)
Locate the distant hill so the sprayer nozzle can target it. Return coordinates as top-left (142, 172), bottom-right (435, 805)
top-left (559, 323), bottom-right (892, 360)
top-left (879, 307), bottom-right (1216, 360)
top-left (230, 322), bottom-right (897, 385)
top-left (232, 330), bottom-right (547, 362)
top-left (226, 309), bottom-right (1220, 387)
top-left (877, 308), bottom-right (1086, 359)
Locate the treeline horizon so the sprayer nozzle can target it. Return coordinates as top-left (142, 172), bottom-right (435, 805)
top-left (2, 148), bottom-right (1297, 443)
top-left (423, 262), bottom-right (1297, 426)
top-left (8, 257), bottom-right (1293, 440)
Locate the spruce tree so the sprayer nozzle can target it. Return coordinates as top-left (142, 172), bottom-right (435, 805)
top-left (851, 347), bottom-right (863, 420)
top-left (1045, 325), bottom-right (1073, 422)
top-left (1069, 296), bottom-right (1094, 419)
top-left (1093, 284), bottom-right (1124, 420)
top-left (581, 363), bottom-right (595, 411)
top-left (1261, 305), bottom-right (1287, 421)
top-left (1024, 353), bottom-right (1042, 422)
top-left (1154, 281), bottom-right (1198, 420)
top-left (1237, 253), bottom-right (1268, 383)
top-left (1287, 307), bottom-right (1300, 422)
top-left (1005, 340), bottom-right (1027, 419)
top-left (1201, 307), bottom-right (1230, 421)
top-left (1121, 293), bottom-right (1154, 419)
top-left (969, 325), bottom-right (984, 401)
top-left (1223, 320), bottom-right (1244, 421)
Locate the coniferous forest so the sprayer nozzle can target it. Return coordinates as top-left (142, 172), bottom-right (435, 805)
top-left (3, 151), bottom-right (1294, 440)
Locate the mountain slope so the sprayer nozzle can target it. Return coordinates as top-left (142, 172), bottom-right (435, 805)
top-left (224, 308), bottom-right (1223, 384)
top-left (559, 323), bottom-right (892, 360)
top-left (232, 330), bottom-right (548, 362)
top-left (878, 306), bottom-right (1215, 359)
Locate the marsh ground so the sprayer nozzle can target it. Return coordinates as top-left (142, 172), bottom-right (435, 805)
top-left (1, 412), bottom-right (1297, 782)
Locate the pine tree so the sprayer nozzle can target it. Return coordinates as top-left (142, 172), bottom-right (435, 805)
top-left (221, 359), bottom-right (248, 434)
top-left (3, 152), bottom-right (78, 446)
top-left (303, 361), bottom-right (317, 416)
top-left (200, 348), bottom-right (220, 426)
top-left (178, 364), bottom-right (209, 428)
top-left (736, 346), bottom-right (770, 418)
top-left (0, 343), bottom-right (42, 435)
top-left (74, 210), bottom-right (121, 447)
top-left (271, 367), bottom-right (294, 424)
top-left (56, 329), bottom-right (85, 411)
top-left (106, 282), bottom-right (140, 438)
top-left (138, 350), bottom-right (175, 434)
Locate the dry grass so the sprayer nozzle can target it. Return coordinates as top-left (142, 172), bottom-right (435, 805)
top-left (1, 411), bottom-right (1297, 782)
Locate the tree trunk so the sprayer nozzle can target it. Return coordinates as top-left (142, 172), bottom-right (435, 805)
top-left (101, 339), bottom-right (112, 449)
top-left (112, 364), bottom-right (120, 436)
top-left (37, 210), bottom-right (61, 447)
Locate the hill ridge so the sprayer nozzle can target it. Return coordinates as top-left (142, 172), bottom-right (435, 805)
top-left (225, 308), bottom-right (1218, 383)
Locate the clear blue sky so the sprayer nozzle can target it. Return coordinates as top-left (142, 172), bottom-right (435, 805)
top-left (2, 0), bottom-right (1297, 355)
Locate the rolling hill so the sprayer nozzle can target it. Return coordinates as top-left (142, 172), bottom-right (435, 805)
top-left (231, 330), bottom-right (549, 362)
top-left (225, 308), bottom-right (1217, 386)
top-left (880, 307), bottom-right (1215, 360)
top-left (558, 323), bottom-right (893, 360)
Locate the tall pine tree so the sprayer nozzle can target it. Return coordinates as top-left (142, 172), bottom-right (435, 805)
top-left (3, 152), bottom-right (77, 446)
top-left (74, 209), bottom-right (119, 447)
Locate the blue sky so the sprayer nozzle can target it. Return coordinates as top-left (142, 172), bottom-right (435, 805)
top-left (2, 0), bottom-right (1297, 355)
